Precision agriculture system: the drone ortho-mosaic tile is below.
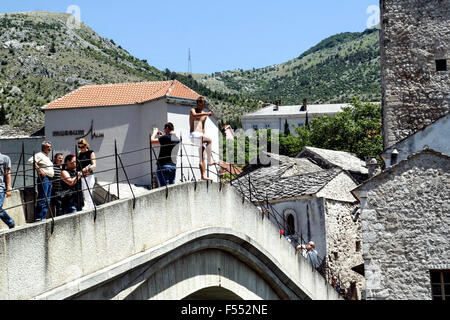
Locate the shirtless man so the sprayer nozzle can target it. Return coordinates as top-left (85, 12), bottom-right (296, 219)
top-left (189, 96), bottom-right (217, 181)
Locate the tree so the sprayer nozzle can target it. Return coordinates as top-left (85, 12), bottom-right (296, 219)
top-left (294, 97), bottom-right (382, 161)
top-left (276, 98), bottom-right (382, 161)
top-left (284, 119), bottom-right (290, 136)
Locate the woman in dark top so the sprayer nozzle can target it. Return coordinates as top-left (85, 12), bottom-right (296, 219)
top-left (61, 154), bottom-right (83, 214)
top-left (77, 138), bottom-right (97, 211)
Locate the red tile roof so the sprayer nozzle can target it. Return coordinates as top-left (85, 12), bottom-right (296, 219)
top-left (219, 161), bottom-right (243, 176)
top-left (42, 80), bottom-right (201, 110)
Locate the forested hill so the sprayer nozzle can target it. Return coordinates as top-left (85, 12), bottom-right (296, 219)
top-left (0, 11), bottom-right (380, 133)
top-left (0, 12), bottom-right (165, 131)
top-left (0, 12), bottom-right (263, 132)
top-left (192, 28), bottom-right (381, 105)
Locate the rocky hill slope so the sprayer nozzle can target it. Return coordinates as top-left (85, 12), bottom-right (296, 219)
top-left (0, 12), bottom-right (165, 132)
top-left (0, 12), bottom-right (380, 133)
top-left (193, 28), bottom-right (381, 105)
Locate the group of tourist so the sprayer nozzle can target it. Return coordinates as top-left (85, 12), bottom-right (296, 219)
top-left (2, 96), bottom-right (216, 227)
top-left (0, 138), bottom-right (97, 228)
top-left (30, 139), bottom-right (97, 221)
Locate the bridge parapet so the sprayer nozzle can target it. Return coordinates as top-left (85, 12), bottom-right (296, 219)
top-left (0, 181), bottom-right (341, 300)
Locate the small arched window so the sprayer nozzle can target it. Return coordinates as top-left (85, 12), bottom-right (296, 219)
top-left (286, 214), bottom-right (295, 236)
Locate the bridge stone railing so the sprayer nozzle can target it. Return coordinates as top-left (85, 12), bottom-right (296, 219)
top-left (0, 181), bottom-right (340, 300)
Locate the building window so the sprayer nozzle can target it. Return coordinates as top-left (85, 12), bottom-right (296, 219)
top-left (286, 214), bottom-right (295, 236)
top-left (436, 59), bottom-right (447, 72)
top-left (265, 124), bottom-right (271, 129)
top-left (356, 241), bottom-right (361, 252)
top-left (298, 123), bottom-right (304, 127)
top-left (252, 125), bottom-right (258, 130)
top-left (430, 270), bottom-right (450, 300)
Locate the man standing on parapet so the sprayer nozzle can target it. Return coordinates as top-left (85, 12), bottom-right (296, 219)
top-left (189, 96), bottom-right (217, 181)
top-left (28, 141), bottom-right (54, 222)
top-left (0, 145), bottom-right (15, 229)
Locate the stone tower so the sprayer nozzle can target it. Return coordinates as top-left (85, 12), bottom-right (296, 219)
top-left (380, 0), bottom-right (450, 149)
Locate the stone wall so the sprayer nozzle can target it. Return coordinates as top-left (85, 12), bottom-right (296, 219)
top-left (380, 0), bottom-right (450, 148)
top-left (324, 199), bottom-right (364, 299)
top-left (357, 151), bottom-right (450, 300)
top-left (317, 171), bottom-right (359, 203)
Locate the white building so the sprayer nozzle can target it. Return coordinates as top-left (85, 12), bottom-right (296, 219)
top-left (42, 80), bottom-right (219, 187)
top-left (241, 102), bottom-right (350, 133)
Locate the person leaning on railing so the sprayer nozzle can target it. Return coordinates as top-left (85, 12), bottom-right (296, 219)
top-left (27, 141), bottom-right (54, 222)
top-left (0, 144), bottom-right (15, 229)
top-left (60, 154), bottom-right (83, 215)
top-left (297, 241), bottom-right (320, 269)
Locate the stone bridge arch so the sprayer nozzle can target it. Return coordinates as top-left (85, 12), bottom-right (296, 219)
top-left (0, 182), bottom-right (340, 300)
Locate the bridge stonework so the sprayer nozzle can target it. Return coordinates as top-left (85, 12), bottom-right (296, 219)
top-left (0, 182), bottom-right (340, 300)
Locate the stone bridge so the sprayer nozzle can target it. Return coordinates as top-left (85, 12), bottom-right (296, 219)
top-left (0, 182), bottom-right (340, 300)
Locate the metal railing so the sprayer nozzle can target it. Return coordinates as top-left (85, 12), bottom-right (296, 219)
top-left (2, 139), bottom-right (221, 228)
top-left (221, 158), bottom-right (349, 298)
top-left (2, 138), bottom-right (347, 298)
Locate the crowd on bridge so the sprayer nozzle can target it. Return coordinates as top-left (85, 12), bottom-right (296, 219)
top-left (0, 96), bottom-right (220, 227)
top-left (0, 138), bottom-right (97, 227)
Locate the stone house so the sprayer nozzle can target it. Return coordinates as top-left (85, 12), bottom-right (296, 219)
top-left (382, 113), bottom-right (450, 168)
top-left (352, 149), bottom-right (450, 300)
top-left (350, 0), bottom-right (450, 300)
top-left (235, 153), bottom-right (365, 299)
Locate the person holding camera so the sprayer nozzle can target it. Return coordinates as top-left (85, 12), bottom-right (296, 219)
top-left (151, 123), bottom-right (180, 187)
top-left (60, 154), bottom-right (84, 214)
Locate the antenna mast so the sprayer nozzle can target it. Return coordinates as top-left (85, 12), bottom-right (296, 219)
top-left (188, 48), bottom-right (192, 74)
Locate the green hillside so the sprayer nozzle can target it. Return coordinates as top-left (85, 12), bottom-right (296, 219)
top-left (0, 12), bottom-right (380, 133)
top-left (0, 12), bottom-right (166, 131)
top-left (193, 28), bottom-right (381, 105)
top-left (0, 12), bottom-right (264, 132)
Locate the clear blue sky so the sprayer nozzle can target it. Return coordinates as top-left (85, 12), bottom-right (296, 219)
top-left (1, 0), bottom-right (380, 74)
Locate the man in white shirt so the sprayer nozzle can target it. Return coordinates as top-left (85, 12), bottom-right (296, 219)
top-left (296, 241), bottom-right (320, 268)
top-left (28, 141), bottom-right (54, 222)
